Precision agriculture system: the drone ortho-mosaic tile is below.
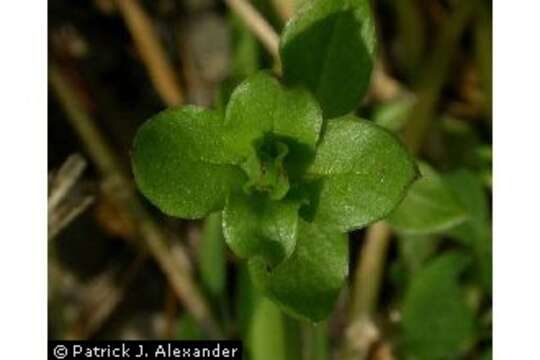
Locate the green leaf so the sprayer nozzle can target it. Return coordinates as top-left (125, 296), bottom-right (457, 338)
top-left (439, 116), bottom-right (482, 170)
top-left (307, 115), bottom-right (418, 232)
top-left (445, 170), bottom-right (491, 292)
top-left (132, 106), bottom-right (244, 218)
top-left (199, 212), bottom-right (226, 296)
top-left (402, 252), bottom-right (474, 359)
top-left (445, 170), bottom-right (489, 244)
top-left (249, 220), bottom-right (348, 321)
top-left (224, 72), bottom-right (323, 160)
top-left (280, 0), bottom-right (376, 118)
top-left (388, 163), bottom-right (468, 235)
top-left (223, 191), bottom-right (301, 266)
top-left (398, 233), bottom-right (440, 276)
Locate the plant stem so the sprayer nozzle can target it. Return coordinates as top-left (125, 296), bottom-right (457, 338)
top-left (224, 0), bottom-right (280, 61)
top-left (271, 0), bottom-right (295, 22)
top-left (114, 0), bottom-right (184, 106)
top-left (48, 154), bottom-right (94, 241)
top-left (48, 154), bottom-right (87, 213)
top-left (402, 0), bottom-right (478, 153)
top-left (65, 254), bottom-right (147, 339)
top-left (341, 222), bottom-right (390, 359)
top-left (49, 65), bottom-right (222, 338)
top-left (349, 223), bottom-right (393, 319)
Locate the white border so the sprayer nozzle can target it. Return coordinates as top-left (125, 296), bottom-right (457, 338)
top-left (1, 1), bottom-right (540, 358)
top-left (0, 1), bottom-right (47, 358)
top-left (493, 0), bottom-right (540, 358)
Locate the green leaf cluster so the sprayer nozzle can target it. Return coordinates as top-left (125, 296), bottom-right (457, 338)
top-left (132, 0), bottom-right (417, 321)
top-left (386, 165), bottom-right (491, 358)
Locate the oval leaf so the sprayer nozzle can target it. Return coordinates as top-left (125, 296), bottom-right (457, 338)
top-left (307, 115), bottom-right (418, 232)
top-left (224, 72), bottom-right (323, 160)
top-left (280, 0), bottom-right (376, 118)
top-left (445, 169), bottom-right (491, 292)
top-left (249, 220), bottom-right (348, 322)
top-left (223, 191), bottom-right (300, 267)
top-left (132, 106), bottom-right (243, 218)
top-left (402, 252), bottom-right (474, 359)
top-left (387, 163), bottom-right (468, 235)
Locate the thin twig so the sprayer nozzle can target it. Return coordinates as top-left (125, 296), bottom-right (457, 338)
top-left (224, 0), bottom-right (280, 61)
top-left (48, 154), bottom-right (94, 241)
top-left (49, 65), bottom-right (221, 338)
top-left (49, 197), bottom-right (94, 241)
top-left (271, 0), bottom-right (295, 22)
top-left (349, 223), bottom-right (393, 319)
top-left (368, 60), bottom-right (407, 103)
top-left (48, 154), bottom-right (87, 212)
top-left (65, 254), bottom-right (147, 340)
top-left (114, 0), bottom-right (183, 106)
top-left (163, 286), bottom-right (179, 339)
top-left (341, 223), bottom-right (390, 359)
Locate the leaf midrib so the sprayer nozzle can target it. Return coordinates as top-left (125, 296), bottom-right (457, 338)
top-left (315, 10), bottom-right (344, 100)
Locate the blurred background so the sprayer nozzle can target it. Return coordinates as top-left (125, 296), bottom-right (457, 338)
top-left (48, 0), bottom-right (492, 359)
